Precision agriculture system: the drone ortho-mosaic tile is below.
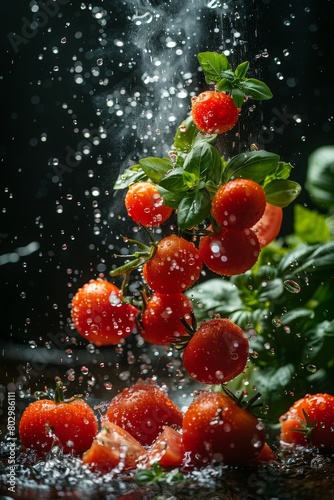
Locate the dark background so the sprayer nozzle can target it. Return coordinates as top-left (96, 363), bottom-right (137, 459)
top-left (0, 0), bottom-right (333, 410)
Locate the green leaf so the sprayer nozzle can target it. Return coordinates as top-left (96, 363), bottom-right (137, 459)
top-left (183, 143), bottom-right (222, 185)
top-left (222, 150), bottom-right (280, 184)
top-left (294, 204), bottom-right (331, 244)
top-left (139, 157), bottom-right (172, 183)
top-left (113, 165), bottom-right (146, 189)
top-left (197, 51), bottom-right (231, 84)
top-left (157, 186), bottom-right (183, 209)
top-left (216, 77), bottom-right (233, 93)
top-left (173, 115), bottom-right (217, 154)
top-left (234, 61), bottom-right (249, 79)
top-left (238, 78), bottom-right (273, 100)
top-left (177, 189), bottom-right (211, 230)
top-left (220, 69), bottom-right (235, 80)
top-left (231, 87), bottom-right (245, 108)
top-left (264, 179), bottom-right (301, 207)
top-left (301, 320), bottom-right (334, 368)
top-left (305, 145), bottom-right (334, 210)
top-left (279, 241), bottom-right (334, 277)
top-left (159, 167), bottom-right (186, 192)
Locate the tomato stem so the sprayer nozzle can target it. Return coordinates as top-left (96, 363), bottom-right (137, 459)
top-left (54, 381), bottom-right (65, 404)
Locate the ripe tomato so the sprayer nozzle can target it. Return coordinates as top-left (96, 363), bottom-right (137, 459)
top-left (191, 91), bottom-right (239, 134)
top-left (147, 426), bottom-right (184, 468)
top-left (19, 382), bottom-right (98, 455)
top-left (211, 179), bottom-right (266, 229)
top-left (71, 278), bottom-right (139, 346)
top-left (199, 226), bottom-right (260, 276)
top-left (105, 381), bottom-right (183, 446)
top-left (182, 318), bottom-right (249, 385)
top-left (82, 420), bottom-right (147, 472)
top-left (142, 234), bottom-right (202, 293)
top-left (252, 203), bottom-right (283, 248)
top-left (182, 390), bottom-right (265, 465)
top-left (124, 181), bottom-right (173, 227)
top-left (279, 393), bottom-right (334, 448)
top-left (139, 292), bottom-right (194, 346)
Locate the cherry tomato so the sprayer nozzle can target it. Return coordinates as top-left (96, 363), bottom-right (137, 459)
top-left (191, 91), bottom-right (239, 134)
top-left (279, 393), bottom-right (334, 448)
top-left (142, 234), bottom-right (202, 293)
top-left (199, 226), bottom-right (260, 276)
top-left (182, 318), bottom-right (249, 385)
top-left (105, 381), bottom-right (183, 446)
top-left (252, 203), bottom-right (283, 248)
top-left (211, 178), bottom-right (266, 229)
top-left (82, 420), bottom-right (147, 472)
top-left (139, 292), bottom-right (194, 345)
top-left (71, 278), bottom-right (139, 346)
top-left (19, 382), bottom-right (98, 455)
top-left (125, 181), bottom-right (173, 227)
top-left (147, 426), bottom-right (184, 468)
top-left (182, 390), bottom-right (265, 465)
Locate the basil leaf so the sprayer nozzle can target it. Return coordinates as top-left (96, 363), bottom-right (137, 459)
top-left (139, 157), bottom-right (172, 183)
top-left (197, 51), bottom-right (231, 84)
top-left (177, 189), bottom-right (211, 230)
top-left (183, 143), bottom-right (222, 185)
top-left (279, 241), bottom-right (334, 277)
top-left (301, 320), bottom-right (334, 367)
top-left (157, 186), bottom-right (183, 209)
top-left (294, 204), bottom-right (330, 244)
top-left (234, 61), bottom-right (249, 79)
top-left (305, 145), bottom-right (334, 210)
top-left (216, 77), bottom-right (233, 93)
top-left (173, 115), bottom-right (217, 154)
top-left (238, 78), bottom-right (273, 100)
top-left (231, 87), bottom-right (245, 108)
top-left (264, 179), bottom-right (301, 207)
top-left (113, 165), bottom-right (146, 189)
top-left (159, 167), bottom-right (186, 192)
top-left (223, 150), bottom-right (280, 183)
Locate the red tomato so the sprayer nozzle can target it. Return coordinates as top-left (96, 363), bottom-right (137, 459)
top-left (199, 226), bottom-right (260, 276)
top-left (211, 179), bottom-right (266, 229)
top-left (191, 91), bottom-right (239, 134)
top-left (252, 203), bottom-right (283, 248)
top-left (182, 390), bottom-right (265, 465)
top-left (125, 181), bottom-right (173, 227)
top-left (82, 420), bottom-right (147, 472)
top-left (19, 382), bottom-right (98, 455)
top-left (244, 442), bottom-right (277, 464)
top-left (279, 393), bottom-right (334, 448)
top-left (139, 292), bottom-right (194, 345)
top-left (142, 234), bottom-right (202, 293)
top-left (71, 278), bottom-right (139, 346)
top-left (105, 381), bottom-right (183, 446)
top-left (147, 426), bottom-right (184, 468)
top-left (182, 318), bottom-right (249, 385)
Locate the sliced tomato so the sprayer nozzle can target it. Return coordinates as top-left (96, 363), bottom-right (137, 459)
top-left (147, 426), bottom-right (184, 468)
top-left (82, 420), bottom-right (147, 472)
top-left (252, 203), bottom-right (283, 248)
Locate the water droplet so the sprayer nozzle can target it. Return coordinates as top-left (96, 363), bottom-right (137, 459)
top-left (307, 364), bottom-right (317, 374)
top-left (283, 280), bottom-right (301, 294)
top-left (272, 317), bottom-right (282, 328)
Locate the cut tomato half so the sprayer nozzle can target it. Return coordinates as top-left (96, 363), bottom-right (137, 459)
top-left (252, 203), bottom-right (283, 248)
top-left (147, 426), bottom-right (184, 468)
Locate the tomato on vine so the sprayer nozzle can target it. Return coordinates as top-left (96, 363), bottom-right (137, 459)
top-left (181, 317), bottom-right (249, 385)
top-left (191, 91), bottom-right (239, 134)
top-left (71, 278), bottom-right (139, 346)
top-left (199, 226), bottom-right (260, 276)
top-left (142, 234), bottom-right (202, 293)
top-left (125, 181), bottom-right (173, 227)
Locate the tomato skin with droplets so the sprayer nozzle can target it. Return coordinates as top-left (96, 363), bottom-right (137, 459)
top-left (199, 226), bottom-right (260, 276)
top-left (139, 292), bottom-right (194, 345)
top-left (182, 390), bottom-right (265, 465)
top-left (143, 235), bottom-right (202, 293)
top-left (71, 279), bottom-right (139, 346)
top-left (19, 398), bottom-right (98, 456)
top-left (279, 393), bottom-right (334, 448)
top-left (211, 179), bottom-right (266, 229)
top-left (191, 91), bottom-right (239, 134)
top-left (105, 381), bottom-right (183, 446)
top-left (125, 181), bottom-right (173, 227)
top-left (182, 318), bottom-right (249, 385)
top-left (252, 203), bottom-right (283, 248)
